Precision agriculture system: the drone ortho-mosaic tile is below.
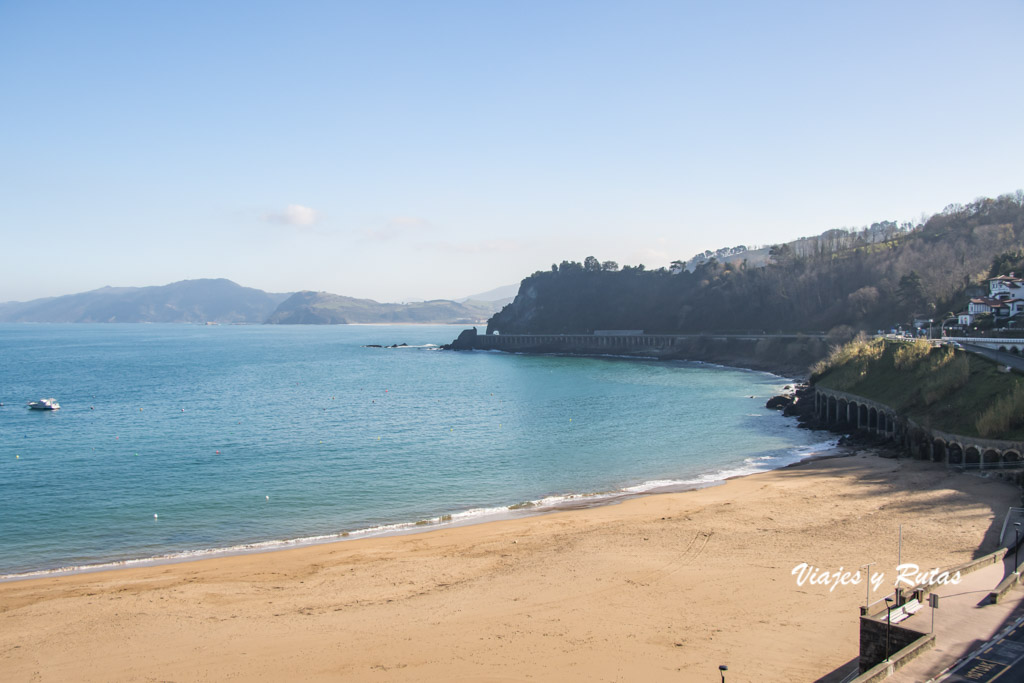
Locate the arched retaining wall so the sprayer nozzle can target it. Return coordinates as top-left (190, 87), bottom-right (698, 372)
top-left (814, 387), bottom-right (1024, 470)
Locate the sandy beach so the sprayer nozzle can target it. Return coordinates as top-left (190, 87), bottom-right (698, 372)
top-left (1, 451), bottom-right (1018, 682)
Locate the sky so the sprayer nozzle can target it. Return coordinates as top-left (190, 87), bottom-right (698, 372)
top-left (2, 1), bottom-right (1023, 303)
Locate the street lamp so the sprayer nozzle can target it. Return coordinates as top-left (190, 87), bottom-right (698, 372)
top-left (1015, 523), bottom-right (1021, 571)
top-left (861, 562), bottom-right (876, 607)
top-left (885, 597), bottom-right (894, 661)
top-left (719, 664), bottom-right (728, 682)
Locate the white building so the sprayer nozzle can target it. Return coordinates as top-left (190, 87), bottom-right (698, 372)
top-left (957, 274), bottom-right (1024, 325)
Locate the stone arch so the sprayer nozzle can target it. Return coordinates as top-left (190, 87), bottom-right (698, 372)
top-left (838, 398), bottom-right (849, 426)
top-left (1013, 347), bottom-right (1021, 355)
top-left (965, 445), bottom-right (981, 465)
top-left (828, 396), bottom-right (838, 425)
top-left (1004, 450), bottom-right (1021, 464)
top-left (917, 439), bottom-right (930, 459)
top-left (983, 449), bottom-right (1002, 466)
top-left (933, 439), bottom-right (947, 463)
top-left (859, 404), bottom-right (869, 430)
top-left (869, 407), bottom-right (878, 432)
top-left (910, 428), bottom-right (929, 459)
top-left (1000, 346), bottom-right (1008, 353)
top-left (948, 442), bottom-right (963, 464)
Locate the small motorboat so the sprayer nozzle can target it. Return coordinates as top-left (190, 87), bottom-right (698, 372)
top-left (27, 398), bottom-right (60, 411)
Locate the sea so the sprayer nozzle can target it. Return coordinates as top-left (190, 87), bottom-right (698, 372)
top-left (0, 323), bottom-right (833, 578)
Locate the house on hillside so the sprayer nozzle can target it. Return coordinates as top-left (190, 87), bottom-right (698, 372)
top-left (957, 273), bottom-right (1024, 325)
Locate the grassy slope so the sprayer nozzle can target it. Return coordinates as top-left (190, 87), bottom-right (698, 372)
top-left (814, 338), bottom-right (1024, 439)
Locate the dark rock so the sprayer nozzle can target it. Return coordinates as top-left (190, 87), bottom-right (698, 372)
top-left (446, 327), bottom-right (479, 351)
top-left (766, 395), bottom-right (793, 410)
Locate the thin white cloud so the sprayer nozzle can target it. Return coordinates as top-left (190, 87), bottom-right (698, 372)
top-left (361, 216), bottom-right (432, 242)
top-left (420, 239), bottom-right (523, 254)
top-left (265, 204), bottom-right (320, 227)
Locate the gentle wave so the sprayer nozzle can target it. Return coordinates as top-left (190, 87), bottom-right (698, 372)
top-left (0, 437), bottom-right (838, 583)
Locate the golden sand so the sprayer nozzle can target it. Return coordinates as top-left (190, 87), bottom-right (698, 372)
top-left (1, 451), bottom-right (1016, 682)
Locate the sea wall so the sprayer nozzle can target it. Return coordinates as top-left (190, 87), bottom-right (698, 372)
top-left (813, 386), bottom-right (1024, 473)
top-left (446, 329), bottom-right (827, 378)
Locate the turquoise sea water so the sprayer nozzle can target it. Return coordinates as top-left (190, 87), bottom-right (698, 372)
top-left (0, 324), bottom-right (831, 577)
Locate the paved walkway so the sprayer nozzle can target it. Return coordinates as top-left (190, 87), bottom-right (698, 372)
top-left (888, 562), bottom-right (1024, 682)
top-left (939, 614), bottom-right (1024, 682)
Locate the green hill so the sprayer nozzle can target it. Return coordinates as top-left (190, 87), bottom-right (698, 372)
top-left (813, 337), bottom-right (1024, 439)
top-left (265, 291), bottom-right (496, 324)
top-left (487, 192), bottom-right (1024, 336)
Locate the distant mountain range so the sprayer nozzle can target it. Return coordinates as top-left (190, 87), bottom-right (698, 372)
top-left (457, 283), bottom-right (518, 306)
top-left (0, 279), bottom-right (289, 323)
top-left (0, 279), bottom-right (508, 324)
top-left (266, 291), bottom-right (497, 324)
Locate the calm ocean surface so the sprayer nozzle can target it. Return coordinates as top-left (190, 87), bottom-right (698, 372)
top-left (0, 324), bottom-right (831, 577)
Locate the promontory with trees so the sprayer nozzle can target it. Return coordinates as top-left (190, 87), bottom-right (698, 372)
top-left (458, 192), bottom-right (1024, 376)
top-left (488, 192), bottom-right (1024, 341)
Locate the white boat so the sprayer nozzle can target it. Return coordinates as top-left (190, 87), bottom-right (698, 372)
top-left (27, 398), bottom-right (60, 411)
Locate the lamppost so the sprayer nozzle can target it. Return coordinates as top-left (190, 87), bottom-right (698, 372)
top-left (1015, 522), bottom-right (1021, 572)
top-left (719, 664), bottom-right (728, 682)
top-left (885, 597), bottom-right (894, 661)
top-left (862, 562), bottom-right (876, 607)
top-left (941, 317), bottom-right (957, 339)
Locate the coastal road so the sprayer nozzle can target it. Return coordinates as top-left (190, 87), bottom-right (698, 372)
top-left (939, 615), bottom-right (1024, 682)
top-left (962, 343), bottom-right (1024, 374)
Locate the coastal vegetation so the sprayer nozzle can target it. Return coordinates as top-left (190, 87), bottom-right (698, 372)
top-left (487, 192), bottom-right (1024, 336)
top-left (812, 337), bottom-right (1024, 439)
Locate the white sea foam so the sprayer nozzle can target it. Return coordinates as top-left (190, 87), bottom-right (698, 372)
top-left (0, 438), bottom-right (840, 583)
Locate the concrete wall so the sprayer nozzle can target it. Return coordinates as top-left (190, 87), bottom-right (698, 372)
top-left (859, 616), bottom-right (928, 672)
top-left (455, 331), bottom-right (828, 376)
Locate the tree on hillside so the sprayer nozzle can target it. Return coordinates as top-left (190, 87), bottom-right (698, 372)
top-left (898, 271), bottom-right (926, 310)
top-left (769, 243), bottom-right (794, 264)
top-left (486, 193), bottom-right (1024, 336)
top-left (989, 250), bottom-right (1024, 278)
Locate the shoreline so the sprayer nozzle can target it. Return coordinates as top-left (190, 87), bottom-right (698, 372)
top-left (0, 436), bottom-right (839, 583)
top-left (2, 449), bottom-right (1016, 682)
top-left (460, 345), bottom-right (812, 382)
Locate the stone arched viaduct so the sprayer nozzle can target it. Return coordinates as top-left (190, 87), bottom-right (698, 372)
top-left (814, 387), bottom-right (1023, 469)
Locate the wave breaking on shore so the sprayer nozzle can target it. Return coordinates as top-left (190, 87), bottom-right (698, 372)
top-left (0, 438), bottom-right (838, 583)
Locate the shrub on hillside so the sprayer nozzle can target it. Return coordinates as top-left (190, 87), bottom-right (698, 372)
top-left (894, 339), bottom-right (931, 369)
top-left (810, 333), bottom-right (883, 387)
top-left (920, 351), bottom-right (970, 405)
top-left (976, 381), bottom-right (1024, 437)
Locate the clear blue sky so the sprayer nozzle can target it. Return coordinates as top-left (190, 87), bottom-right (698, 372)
top-left (2, 0), bottom-right (1022, 303)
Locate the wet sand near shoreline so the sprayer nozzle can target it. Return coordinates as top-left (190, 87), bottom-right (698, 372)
top-left (1, 451), bottom-right (1017, 682)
